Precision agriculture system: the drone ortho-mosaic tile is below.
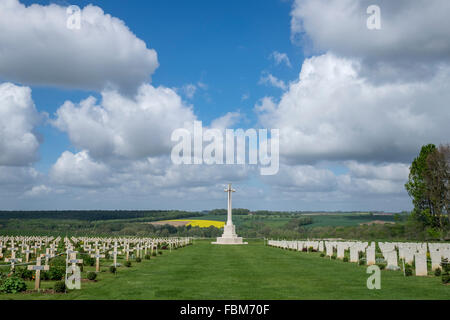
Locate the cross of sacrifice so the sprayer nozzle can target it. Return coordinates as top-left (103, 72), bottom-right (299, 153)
top-left (5, 250), bottom-right (22, 271)
top-left (28, 256), bottom-right (49, 291)
top-left (90, 249), bottom-right (105, 272)
top-left (22, 245), bottom-right (32, 262)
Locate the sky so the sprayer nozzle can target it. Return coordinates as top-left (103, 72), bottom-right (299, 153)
top-left (0, 0), bottom-right (449, 211)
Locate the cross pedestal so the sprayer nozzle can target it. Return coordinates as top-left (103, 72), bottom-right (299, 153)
top-left (212, 184), bottom-right (247, 245)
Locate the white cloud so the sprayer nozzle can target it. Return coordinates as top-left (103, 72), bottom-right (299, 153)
top-left (265, 164), bottom-right (337, 192)
top-left (50, 150), bottom-right (110, 187)
top-left (256, 53), bottom-right (450, 164)
top-left (259, 73), bottom-right (287, 91)
top-left (291, 0), bottom-right (450, 81)
top-left (0, 0), bottom-right (158, 93)
top-left (0, 82), bottom-right (40, 166)
top-left (210, 112), bottom-right (241, 130)
top-left (24, 184), bottom-right (53, 197)
top-left (52, 84), bottom-right (196, 160)
top-left (0, 165), bottom-right (40, 186)
top-left (271, 51), bottom-right (292, 68)
top-left (345, 161), bottom-right (409, 181)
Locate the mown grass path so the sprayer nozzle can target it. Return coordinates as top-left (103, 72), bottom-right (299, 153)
top-left (2, 239), bottom-right (449, 299)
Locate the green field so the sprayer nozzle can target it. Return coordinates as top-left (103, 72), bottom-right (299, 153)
top-left (2, 239), bottom-right (448, 300)
top-left (188, 213), bottom-right (396, 228)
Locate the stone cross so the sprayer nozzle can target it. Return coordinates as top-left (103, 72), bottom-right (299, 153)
top-left (135, 243), bottom-right (141, 258)
top-left (225, 183), bottom-right (236, 226)
top-left (27, 257), bottom-right (49, 291)
top-left (90, 249), bottom-right (105, 272)
top-left (68, 252), bottom-right (83, 268)
top-left (124, 245), bottom-right (133, 261)
top-left (41, 248), bottom-right (54, 265)
top-left (22, 245), bottom-right (32, 263)
top-left (31, 243), bottom-right (41, 255)
top-left (5, 250), bottom-right (22, 271)
top-left (109, 247), bottom-right (122, 267)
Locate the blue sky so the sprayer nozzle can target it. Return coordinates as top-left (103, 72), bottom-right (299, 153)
top-left (0, 0), bottom-right (449, 211)
top-left (22, 0), bottom-right (302, 173)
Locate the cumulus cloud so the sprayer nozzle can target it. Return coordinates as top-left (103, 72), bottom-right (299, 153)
top-left (52, 84), bottom-right (196, 160)
top-left (0, 165), bottom-right (40, 186)
top-left (263, 161), bottom-right (409, 210)
top-left (0, 0), bottom-right (158, 93)
top-left (256, 53), bottom-right (450, 164)
top-left (50, 150), bottom-right (110, 187)
top-left (290, 0), bottom-right (450, 81)
top-left (0, 82), bottom-right (40, 166)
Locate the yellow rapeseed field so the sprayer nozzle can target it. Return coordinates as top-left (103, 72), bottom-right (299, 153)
top-left (167, 219), bottom-right (225, 228)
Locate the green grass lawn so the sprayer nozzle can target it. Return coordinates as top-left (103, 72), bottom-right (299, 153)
top-left (1, 239), bottom-right (448, 300)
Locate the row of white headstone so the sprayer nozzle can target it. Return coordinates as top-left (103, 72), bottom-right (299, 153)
top-left (268, 239), bottom-right (450, 276)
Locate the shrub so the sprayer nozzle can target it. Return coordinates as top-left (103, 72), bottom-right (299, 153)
top-left (54, 281), bottom-right (66, 293)
top-left (136, 257), bottom-right (142, 263)
top-left (404, 264), bottom-right (413, 276)
top-left (358, 259), bottom-right (365, 266)
top-left (434, 268), bottom-right (441, 277)
top-left (307, 247), bottom-right (313, 252)
top-left (319, 253), bottom-right (325, 257)
top-left (14, 267), bottom-right (33, 280)
top-left (152, 252), bottom-right (157, 257)
top-left (1, 277), bottom-right (27, 293)
top-left (50, 256), bottom-right (66, 267)
top-left (144, 254), bottom-right (151, 260)
top-left (377, 263), bottom-right (386, 270)
top-left (109, 266), bottom-right (117, 274)
top-left (441, 258), bottom-right (450, 284)
top-left (441, 258), bottom-right (450, 273)
top-left (124, 261), bottom-right (132, 268)
top-left (442, 274), bottom-right (450, 284)
top-left (87, 272), bottom-right (97, 281)
top-left (41, 271), bottom-right (50, 281)
top-left (331, 255), bottom-right (337, 260)
top-left (83, 256), bottom-right (95, 266)
top-left (343, 257), bottom-right (349, 262)
top-left (48, 267), bottom-right (65, 281)
top-left (158, 251), bottom-right (163, 255)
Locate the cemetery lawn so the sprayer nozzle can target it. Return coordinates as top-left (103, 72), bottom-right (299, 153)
top-left (1, 239), bottom-right (448, 300)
